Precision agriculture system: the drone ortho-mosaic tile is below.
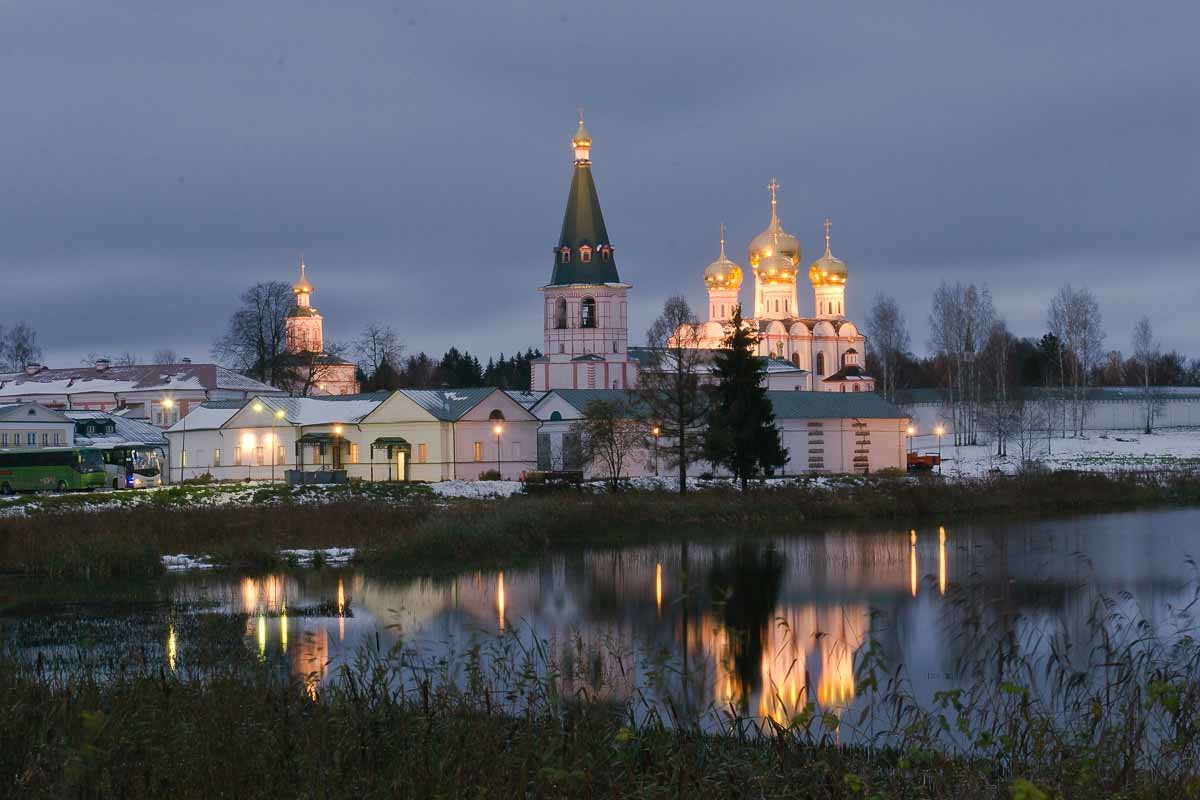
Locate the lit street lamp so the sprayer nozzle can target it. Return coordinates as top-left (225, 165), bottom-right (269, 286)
top-left (162, 397), bottom-right (182, 484)
top-left (935, 424), bottom-right (945, 474)
top-left (254, 402), bottom-right (287, 483)
top-left (906, 424), bottom-right (915, 455)
top-left (651, 426), bottom-right (660, 476)
top-left (333, 424), bottom-right (344, 471)
top-left (493, 422), bottom-right (504, 476)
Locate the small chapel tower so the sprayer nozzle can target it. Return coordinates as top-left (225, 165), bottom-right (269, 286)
top-left (531, 111), bottom-right (638, 391)
top-left (704, 224), bottom-right (742, 323)
top-left (809, 219), bottom-right (848, 319)
top-left (286, 258), bottom-right (324, 353)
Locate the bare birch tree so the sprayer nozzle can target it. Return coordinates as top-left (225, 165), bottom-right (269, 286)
top-left (928, 282), bottom-right (994, 445)
top-left (864, 292), bottom-right (909, 402)
top-left (213, 281), bottom-right (294, 386)
top-left (1046, 285), bottom-right (1105, 437)
top-left (1131, 315), bottom-right (1162, 434)
top-left (0, 322), bottom-right (43, 372)
top-left (637, 295), bottom-right (709, 495)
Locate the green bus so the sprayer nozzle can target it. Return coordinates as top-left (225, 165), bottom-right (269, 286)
top-left (0, 448), bottom-right (107, 494)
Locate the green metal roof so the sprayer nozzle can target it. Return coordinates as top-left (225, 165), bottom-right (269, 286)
top-left (548, 162), bottom-right (620, 286)
top-left (534, 389), bottom-right (650, 418)
top-left (399, 388), bottom-right (499, 422)
top-left (765, 391), bottom-right (909, 420)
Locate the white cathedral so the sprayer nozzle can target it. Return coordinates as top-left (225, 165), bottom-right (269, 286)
top-left (676, 182), bottom-right (874, 392)
top-left (531, 115), bottom-right (873, 394)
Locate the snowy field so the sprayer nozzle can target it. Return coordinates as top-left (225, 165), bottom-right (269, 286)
top-left (935, 427), bottom-right (1200, 478)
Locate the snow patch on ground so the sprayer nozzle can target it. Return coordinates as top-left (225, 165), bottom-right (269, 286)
top-left (937, 428), bottom-right (1200, 478)
top-left (279, 547), bottom-right (357, 567)
top-left (162, 553), bottom-right (215, 571)
top-left (430, 480), bottom-right (525, 499)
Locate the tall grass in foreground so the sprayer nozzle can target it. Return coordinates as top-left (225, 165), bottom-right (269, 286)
top-left (4, 583), bottom-right (1200, 798)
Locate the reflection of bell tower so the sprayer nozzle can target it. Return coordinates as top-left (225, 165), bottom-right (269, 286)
top-left (286, 258), bottom-right (324, 354)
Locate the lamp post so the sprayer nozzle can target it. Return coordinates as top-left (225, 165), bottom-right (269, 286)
top-left (493, 422), bottom-right (504, 477)
top-left (651, 426), bottom-right (660, 476)
top-left (935, 425), bottom-right (945, 474)
top-left (906, 425), bottom-right (915, 455)
top-left (333, 424), bottom-right (344, 472)
top-left (162, 397), bottom-right (181, 484)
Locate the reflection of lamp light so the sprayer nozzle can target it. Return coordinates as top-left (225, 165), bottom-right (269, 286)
top-left (939, 526), bottom-right (947, 596)
top-left (910, 530), bottom-right (918, 597)
top-left (497, 571), bottom-right (506, 632)
top-left (167, 625), bottom-right (177, 672)
top-left (655, 562), bottom-right (662, 613)
top-left (257, 614), bottom-right (266, 659)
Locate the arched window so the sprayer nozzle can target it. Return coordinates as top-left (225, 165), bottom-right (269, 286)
top-left (555, 297), bottom-right (567, 329)
top-left (816, 352), bottom-right (826, 376)
top-left (720, 304), bottom-right (725, 318)
top-left (774, 299), bottom-right (779, 313)
top-left (560, 247), bottom-right (570, 263)
top-left (580, 246), bottom-right (592, 263)
top-left (488, 409), bottom-right (505, 421)
top-left (785, 299), bottom-right (789, 313)
top-left (581, 297), bottom-right (596, 329)
top-left (791, 352), bottom-right (801, 367)
top-left (853, 384), bottom-right (860, 392)
top-left (601, 247), bottom-right (610, 262)
top-left (550, 411), bottom-right (563, 421)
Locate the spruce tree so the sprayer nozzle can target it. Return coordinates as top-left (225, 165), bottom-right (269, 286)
top-left (703, 306), bottom-right (788, 489)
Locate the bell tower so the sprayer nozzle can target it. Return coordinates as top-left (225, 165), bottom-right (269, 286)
top-left (532, 111), bottom-right (638, 391)
top-left (286, 258), bottom-right (324, 353)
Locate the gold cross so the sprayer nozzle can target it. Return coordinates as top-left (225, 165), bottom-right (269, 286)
top-left (824, 218), bottom-right (832, 250)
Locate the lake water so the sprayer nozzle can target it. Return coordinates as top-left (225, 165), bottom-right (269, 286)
top-left (4, 507), bottom-right (1200, 730)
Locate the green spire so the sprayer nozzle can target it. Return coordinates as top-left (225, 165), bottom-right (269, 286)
top-left (548, 117), bottom-right (620, 286)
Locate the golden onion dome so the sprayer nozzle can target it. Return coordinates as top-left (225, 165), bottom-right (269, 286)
top-left (755, 251), bottom-right (796, 285)
top-left (704, 225), bottom-right (743, 290)
top-left (292, 259), bottom-right (313, 294)
top-left (572, 112), bottom-right (592, 149)
top-left (747, 179), bottom-right (800, 268)
top-left (809, 219), bottom-right (848, 286)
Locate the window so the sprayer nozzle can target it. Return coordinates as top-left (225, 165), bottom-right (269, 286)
top-left (418, 443), bottom-right (427, 463)
top-left (720, 304), bottom-right (725, 318)
top-left (255, 446), bottom-right (264, 465)
top-left (612, 341), bottom-right (618, 353)
top-left (792, 353), bottom-right (801, 367)
top-left (580, 246), bottom-right (592, 262)
top-left (581, 297), bottom-right (596, 328)
top-left (473, 442), bottom-right (483, 462)
top-left (54, 432), bottom-right (62, 445)
top-left (489, 409), bottom-right (505, 421)
top-left (349, 443), bottom-right (359, 464)
top-left (277, 445), bottom-right (286, 464)
top-left (560, 247), bottom-right (570, 263)
top-left (555, 297), bottom-right (567, 329)
top-left (1, 434), bottom-right (6, 446)
top-left (601, 247), bottom-right (610, 262)
top-left (785, 299), bottom-right (789, 313)
top-left (27, 433), bottom-right (36, 446)
top-left (234, 447), bottom-right (242, 466)
top-left (549, 411), bottom-right (562, 422)
top-left (214, 448), bottom-right (222, 466)
top-left (41, 433), bottom-right (47, 446)
top-left (774, 299), bottom-right (779, 313)
top-left (853, 384), bottom-right (861, 392)
top-left (512, 442), bottom-right (521, 460)
top-left (816, 352), bottom-right (826, 376)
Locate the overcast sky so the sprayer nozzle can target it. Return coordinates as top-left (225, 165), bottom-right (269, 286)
top-left (2, 1), bottom-right (1197, 368)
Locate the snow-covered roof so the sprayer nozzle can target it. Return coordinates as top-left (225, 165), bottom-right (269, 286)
top-left (166, 404), bottom-right (241, 433)
top-left (504, 390), bottom-right (546, 409)
top-left (0, 363), bottom-right (282, 398)
top-left (68, 411), bottom-right (167, 447)
top-left (400, 388), bottom-right (498, 421)
top-left (251, 394), bottom-right (387, 426)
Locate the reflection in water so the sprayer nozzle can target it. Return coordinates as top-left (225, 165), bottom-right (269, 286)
top-left (38, 509), bottom-right (1200, 732)
top-left (337, 577), bottom-right (346, 641)
top-left (656, 563), bottom-right (663, 614)
top-left (497, 571), bottom-right (506, 632)
top-left (910, 530), bottom-right (918, 597)
top-left (939, 526), bottom-right (947, 596)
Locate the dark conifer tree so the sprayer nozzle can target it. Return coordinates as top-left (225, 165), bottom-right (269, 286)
top-left (703, 306), bottom-right (788, 489)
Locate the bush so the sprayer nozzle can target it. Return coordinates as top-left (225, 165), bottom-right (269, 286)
top-left (478, 469), bottom-right (502, 481)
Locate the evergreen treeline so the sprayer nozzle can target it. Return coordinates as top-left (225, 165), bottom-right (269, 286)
top-left (358, 347), bottom-right (543, 392)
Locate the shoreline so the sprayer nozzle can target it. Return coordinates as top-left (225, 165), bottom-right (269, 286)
top-left (1, 470), bottom-right (1198, 580)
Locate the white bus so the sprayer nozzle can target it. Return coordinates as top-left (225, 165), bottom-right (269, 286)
top-left (100, 446), bottom-right (164, 489)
